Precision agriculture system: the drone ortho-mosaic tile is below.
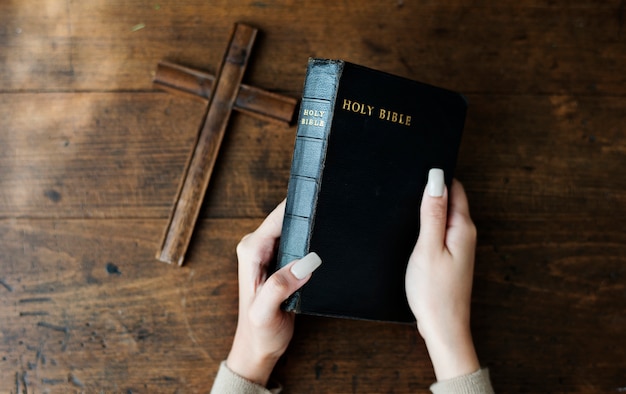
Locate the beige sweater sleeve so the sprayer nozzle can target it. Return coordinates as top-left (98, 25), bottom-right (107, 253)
top-left (430, 368), bottom-right (494, 394)
top-left (211, 361), bottom-right (282, 394)
top-left (211, 361), bottom-right (493, 393)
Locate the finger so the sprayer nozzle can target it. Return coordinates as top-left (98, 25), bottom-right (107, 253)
top-left (416, 169), bottom-right (449, 251)
top-left (236, 200), bottom-right (287, 298)
top-left (447, 180), bottom-right (474, 233)
top-left (254, 199), bottom-right (286, 241)
top-left (252, 253), bottom-right (322, 320)
top-left (237, 199), bottom-right (286, 264)
top-left (446, 180), bottom-right (477, 252)
top-left (448, 180), bottom-right (471, 221)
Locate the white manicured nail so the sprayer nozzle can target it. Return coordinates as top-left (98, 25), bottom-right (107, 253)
top-left (290, 252), bottom-right (322, 280)
top-left (427, 168), bottom-right (445, 197)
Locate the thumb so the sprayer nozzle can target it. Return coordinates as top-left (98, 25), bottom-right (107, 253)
top-left (417, 169), bottom-right (449, 250)
top-left (254, 252), bottom-right (322, 317)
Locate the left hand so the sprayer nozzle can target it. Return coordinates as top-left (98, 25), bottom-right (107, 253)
top-left (226, 200), bottom-right (322, 386)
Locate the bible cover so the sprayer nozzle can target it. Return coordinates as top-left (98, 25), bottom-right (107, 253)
top-left (276, 59), bottom-right (467, 323)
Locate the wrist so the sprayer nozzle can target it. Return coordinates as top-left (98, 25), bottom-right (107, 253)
top-left (420, 323), bottom-right (480, 381)
top-left (226, 343), bottom-right (279, 387)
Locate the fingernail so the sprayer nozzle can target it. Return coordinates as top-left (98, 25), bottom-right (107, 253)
top-left (427, 168), bottom-right (445, 197)
top-left (291, 252), bottom-right (322, 280)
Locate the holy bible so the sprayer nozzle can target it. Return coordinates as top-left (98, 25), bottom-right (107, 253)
top-left (275, 59), bottom-right (467, 323)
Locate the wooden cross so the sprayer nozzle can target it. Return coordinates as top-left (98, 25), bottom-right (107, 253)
top-left (155, 23), bottom-right (297, 266)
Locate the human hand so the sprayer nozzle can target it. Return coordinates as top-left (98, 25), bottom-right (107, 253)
top-left (405, 169), bottom-right (480, 381)
top-left (226, 200), bottom-right (322, 386)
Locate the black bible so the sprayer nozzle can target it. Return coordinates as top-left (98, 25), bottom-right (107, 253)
top-left (276, 59), bottom-right (467, 323)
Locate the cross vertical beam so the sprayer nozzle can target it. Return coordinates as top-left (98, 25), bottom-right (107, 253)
top-left (156, 23), bottom-right (259, 265)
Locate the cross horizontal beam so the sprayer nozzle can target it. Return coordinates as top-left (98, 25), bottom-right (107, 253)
top-left (154, 61), bottom-right (297, 124)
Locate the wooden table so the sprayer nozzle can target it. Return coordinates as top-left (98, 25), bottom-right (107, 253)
top-left (1, 1), bottom-right (624, 392)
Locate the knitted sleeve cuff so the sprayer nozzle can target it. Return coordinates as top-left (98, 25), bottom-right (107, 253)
top-left (430, 368), bottom-right (494, 394)
top-left (211, 361), bottom-right (282, 394)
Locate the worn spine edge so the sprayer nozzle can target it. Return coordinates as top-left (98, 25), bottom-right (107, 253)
top-left (277, 59), bottom-right (344, 312)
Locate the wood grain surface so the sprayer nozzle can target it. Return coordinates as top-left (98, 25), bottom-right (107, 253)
top-left (1, 1), bottom-right (625, 393)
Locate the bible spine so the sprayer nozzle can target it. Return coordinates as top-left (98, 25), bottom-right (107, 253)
top-left (277, 59), bottom-right (344, 311)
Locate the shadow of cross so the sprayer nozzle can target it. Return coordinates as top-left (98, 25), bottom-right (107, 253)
top-left (154, 23), bottom-right (297, 266)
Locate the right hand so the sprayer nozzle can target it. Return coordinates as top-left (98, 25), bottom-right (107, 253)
top-left (405, 169), bottom-right (480, 381)
top-left (226, 200), bottom-right (322, 387)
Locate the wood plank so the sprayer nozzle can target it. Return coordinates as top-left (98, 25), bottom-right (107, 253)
top-left (0, 218), bottom-right (243, 393)
top-left (0, 92), bottom-right (295, 219)
top-left (0, 1), bottom-right (624, 95)
top-left (458, 94), bottom-right (626, 219)
top-left (0, 217), bottom-right (624, 392)
top-left (1, 93), bottom-right (625, 220)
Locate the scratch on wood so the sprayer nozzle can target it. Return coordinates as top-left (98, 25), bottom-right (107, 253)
top-left (34, 342), bottom-right (45, 365)
top-left (41, 378), bottom-right (65, 385)
top-left (37, 322), bottom-right (69, 334)
top-left (65, 0), bottom-right (75, 76)
top-left (619, 0), bottom-right (625, 34)
top-left (0, 278), bottom-right (13, 292)
top-left (19, 297), bottom-right (53, 304)
top-left (15, 372), bottom-right (20, 394)
top-left (20, 311), bottom-right (50, 317)
top-left (150, 376), bottom-right (177, 382)
top-left (178, 270), bottom-right (210, 361)
top-left (68, 373), bottom-right (85, 388)
top-left (131, 23), bottom-right (146, 32)
top-left (22, 371), bottom-right (29, 394)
